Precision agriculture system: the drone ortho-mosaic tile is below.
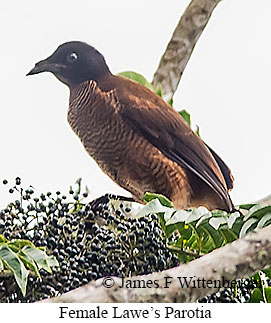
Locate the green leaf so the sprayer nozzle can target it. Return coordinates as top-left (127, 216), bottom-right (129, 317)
top-left (118, 71), bottom-right (153, 90)
top-left (135, 198), bottom-right (174, 220)
top-left (209, 216), bottom-right (227, 230)
top-left (0, 235), bottom-right (7, 243)
top-left (165, 206), bottom-right (240, 257)
top-left (155, 83), bottom-right (163, 97)
top-left (22, 245), bottom-right (53, 273)
top-left (239, 218), bottom-right (258, 238)
top-left (187, 207), bottom-right (210, 224)
top-left (251, 272), bottom-right (261, 288)
top-left (218, 228), bottom-right (238, 243)
top-left (0, 258), bottom-right (3, 271)
top-left (239, 203), bottom-right (257, 210)
top-left (250, 287), bottom-right (271, 303)
top-left (166, 209), bottom-right (190, 225)
top-left (143, 192), bottom-right (174, 208)
top-left (46, 255), bottom-right (59, 267)
top-left (173, 223), bottom-right (193, 241)
top-left (195, 125), bottom-right (200, 137)
top-left (230, 215), bottom-right (244, 236)
top-left (263, 268), bottom-right (271, 280)
top-left (249, 288), bottom-right (263, 303)
top-left (0, 245), bottom-right (28, 296)
top-left (196, 221), bottom-right (224, 252)
top-left (195, 211), bottom-right (212, 227)
top-left (9, 239), bottom-right (34, 250)
top-left (18, 251), bottom-right (41, 279)
top-left (178, 109), bottom-right (191, 126)
top-left (255, 213), bottom-right (271, 230)
top-left (244, 205), bottom-right (271, 222)
top-left (227, 211), bottom-right (241, 229)
top-left (167, 97), bottom-right (174, 106)
top-left (264, 288), bottom-right (271, 303)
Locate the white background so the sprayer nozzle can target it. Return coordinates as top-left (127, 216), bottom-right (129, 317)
top-left (0, 0), bottom-right (270, 207)
top-left (0, 303), bottom-right (268, 321)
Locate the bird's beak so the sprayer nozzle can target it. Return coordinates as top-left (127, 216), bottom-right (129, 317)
top-left (26, 59), bottom-right (66, 76)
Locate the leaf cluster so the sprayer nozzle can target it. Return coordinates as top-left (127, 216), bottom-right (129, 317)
top-left (0, 236), bottom-right (57, 296)
top-left (140, 194), bottom-right (271, 264)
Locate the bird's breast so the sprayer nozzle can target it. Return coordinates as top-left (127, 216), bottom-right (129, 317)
top-left (68, 82), bottom-right (131, 173)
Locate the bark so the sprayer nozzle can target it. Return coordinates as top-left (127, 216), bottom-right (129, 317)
top-left (152, 0), bottom-right (221, 100)
top-left (40, 225), bottom-right (271, 303)
top-left (256, 194), bottom-right (271, 206)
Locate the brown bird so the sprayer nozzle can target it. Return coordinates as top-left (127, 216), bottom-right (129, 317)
top-left (27, 41), bottom-right (234, 212)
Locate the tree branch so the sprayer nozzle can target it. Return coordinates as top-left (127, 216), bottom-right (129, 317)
top-left (40, 225), bottom-right (271, 303)
top-left (256, 194), bottom-right (271, 206)
top-left (152, 0), bottom-right (221, 100)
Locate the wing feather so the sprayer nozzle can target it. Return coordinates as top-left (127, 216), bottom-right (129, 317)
top-left (109, 78), bottom-right (233, 208)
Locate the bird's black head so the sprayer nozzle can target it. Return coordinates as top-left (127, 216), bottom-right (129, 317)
top-left (27, 41), bottom-right (111, 86)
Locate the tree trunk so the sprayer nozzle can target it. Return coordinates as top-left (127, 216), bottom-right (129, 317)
top-left (152, 0), bottom-right (221, 100)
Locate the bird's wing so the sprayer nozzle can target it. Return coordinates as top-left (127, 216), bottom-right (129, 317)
top-left (204, 143), bottom-right (234, 191)
top-left (109, 81), bottom-right (233, 208)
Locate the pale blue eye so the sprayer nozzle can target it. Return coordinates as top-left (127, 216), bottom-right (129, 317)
top-left (67, 52), bottom-right (78, 63)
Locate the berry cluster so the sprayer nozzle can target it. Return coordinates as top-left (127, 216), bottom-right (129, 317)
top-left (198, 277), bottom-right (270, 303)
top-left (0, 178), bottom-right (179, 302)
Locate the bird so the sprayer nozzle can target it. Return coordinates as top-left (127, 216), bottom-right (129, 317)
top-left (27, 41), bottom-right (234, 212)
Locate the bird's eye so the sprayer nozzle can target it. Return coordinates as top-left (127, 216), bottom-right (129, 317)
top-left (66, 52), bottom-right (78, 63)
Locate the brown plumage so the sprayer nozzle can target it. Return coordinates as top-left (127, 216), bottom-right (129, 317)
top-left (27, 41), bottom-right (234, 212)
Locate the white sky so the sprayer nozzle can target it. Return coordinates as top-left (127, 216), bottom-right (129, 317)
top-left (0, 0), bottom-right (270, 208)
